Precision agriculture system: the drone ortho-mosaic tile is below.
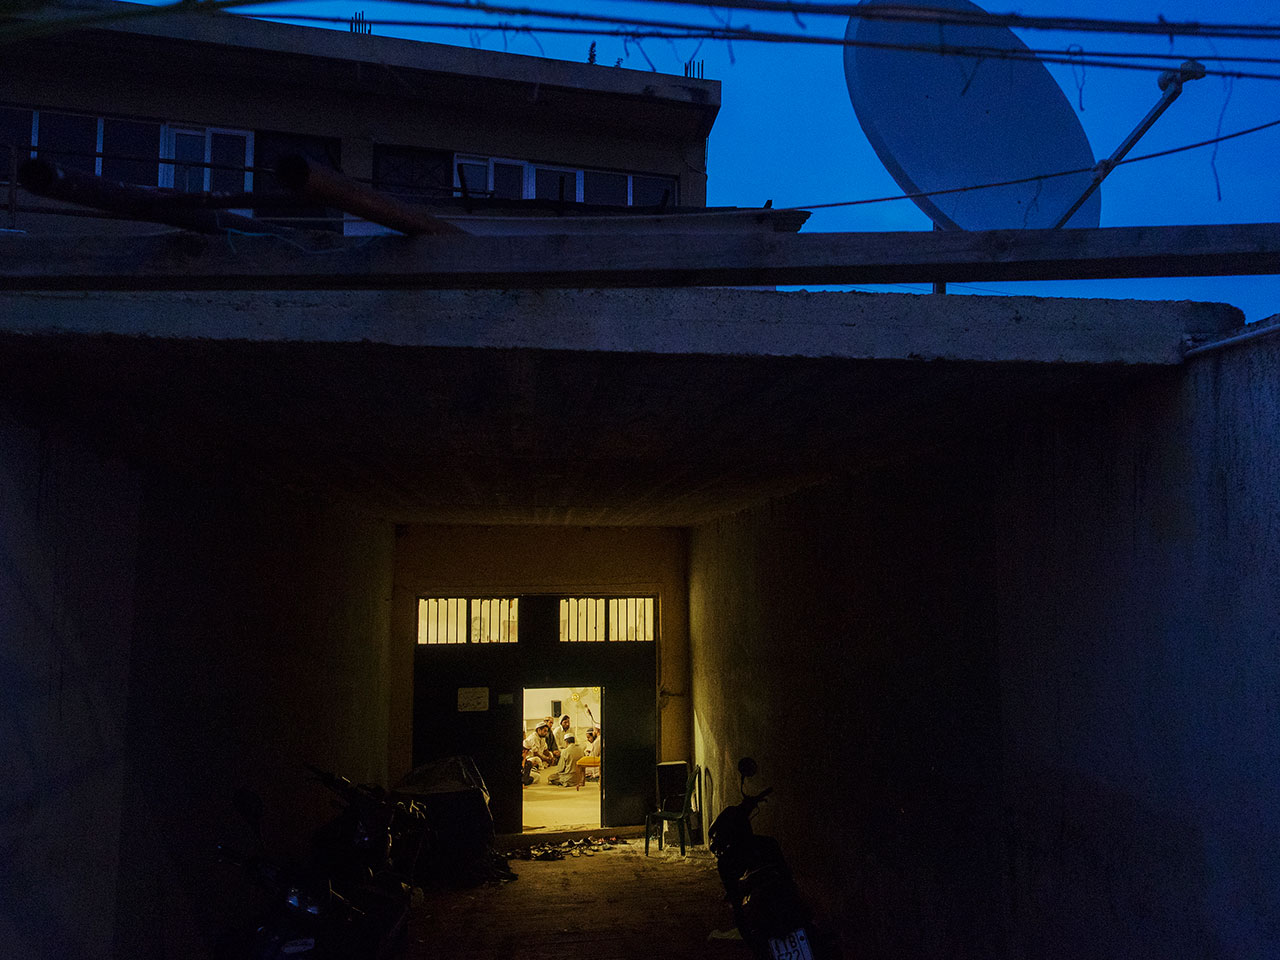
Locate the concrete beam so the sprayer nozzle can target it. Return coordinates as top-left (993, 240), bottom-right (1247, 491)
top-left (5, 224), bottom-right (1280, 292)
top-left (0, 287), bottom-right (1241, 365)
top-left (20, 0), bottom-right (720, 109)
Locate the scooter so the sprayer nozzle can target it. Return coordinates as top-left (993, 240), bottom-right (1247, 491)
top-left (708, 758), bottom-right (839, 960)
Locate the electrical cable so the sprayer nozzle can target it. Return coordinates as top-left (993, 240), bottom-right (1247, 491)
top-left (239, 5), bottom-right (1280, 81)
top-left (588, 0), bottom-right (1280, 41)
top-left (781, 113), bottom-right (1280, 213)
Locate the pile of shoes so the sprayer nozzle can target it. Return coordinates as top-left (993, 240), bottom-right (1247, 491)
top-left (505, 836), bottom-right (631, 861)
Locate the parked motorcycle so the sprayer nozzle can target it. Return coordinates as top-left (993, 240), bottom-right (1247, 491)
top-left (306, 764), bottom-right (428, 890)
top-left (305, 766), bottom-right (418, 958)
top-left (215, 788), bottom-right (367, 960)
top-left (708, 758), bottom-right (840, 960)
top-left (216, 768), bottom-right (419, 960)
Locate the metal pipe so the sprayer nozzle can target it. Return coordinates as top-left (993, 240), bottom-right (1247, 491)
top-left (18, 158), bottom-right (296, 236)
top-left (274, 154), bottom-right (465, 236)
top-left (1183, 319), bottom-right (1280, 358)
top-left (1054, 60), bottom-right (1206, 229)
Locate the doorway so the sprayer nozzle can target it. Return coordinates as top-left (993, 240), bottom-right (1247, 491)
top-left (522, 685), bottom-right (602, 832)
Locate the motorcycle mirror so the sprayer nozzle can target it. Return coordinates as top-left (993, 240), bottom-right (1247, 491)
top-left (737, 757), bottom-right (758, 779)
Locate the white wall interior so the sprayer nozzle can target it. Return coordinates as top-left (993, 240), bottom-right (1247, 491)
top-left (522, 686), bottom-right (602, 740)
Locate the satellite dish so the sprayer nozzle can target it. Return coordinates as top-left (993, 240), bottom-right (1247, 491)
top-left (843, 0), bottom-right (1101, 230)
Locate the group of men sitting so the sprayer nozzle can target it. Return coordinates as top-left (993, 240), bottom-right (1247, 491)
top-left (522, 713), bottom-right (602, 789)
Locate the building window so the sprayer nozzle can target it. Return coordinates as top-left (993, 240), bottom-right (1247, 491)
top-left (632, 174), bottom-right (676, 208)
top-left (253, 129), bottom-right (341, 229)
top-left (452, 155), bottom-right (527, 200)
top-left (418, 597), bottom-right (518, 645)
top-left (560, 597), bottom-right (656, 642)
top-left (583, 170), bottom-right (628, 205)
top-left (452, 153), bottom-right (677, 207)
top-left (0, 106), bottom-right (34, 182)
top-left (1, 106), bottom-right (245, 190)
top-left (609, 597), bottom-right (655, 642)
top-left (30, 111), bottom-right (165, 185)
top-left (34, 110), bottom-right (98, 174)
top-left (162, 125), bottom-right (253, 193)
top-left (372, 143), bottom-right (453, 202)
top-left (561, 598), bottom-right (607, 643)
top-left (532, 165), bottom-right (578, 202)
top-left (101, 118), bottom-right (161, 186)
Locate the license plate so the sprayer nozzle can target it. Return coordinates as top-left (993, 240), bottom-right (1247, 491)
top-left (768, 928), bottom-right (814, 960)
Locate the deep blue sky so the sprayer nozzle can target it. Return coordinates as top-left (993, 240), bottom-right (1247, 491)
top-left (162, 0), bottom-right (1280, 320)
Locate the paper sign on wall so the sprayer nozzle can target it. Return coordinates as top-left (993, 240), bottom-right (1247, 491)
top-left (457, 687), bottom-right (489, 712)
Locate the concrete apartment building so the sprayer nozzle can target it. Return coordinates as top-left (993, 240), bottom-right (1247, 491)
top-left (2, 3), bottom-right (1279, 959)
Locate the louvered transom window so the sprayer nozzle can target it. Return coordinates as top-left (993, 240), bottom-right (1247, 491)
top-left (609, 597), bottom-right (654, 642)
top-left (418, 597), bottom-right (518, 645)
top-left (561, 598), bottom-right (607, 643)
top-left (560, 597), bottom-right (656, 643)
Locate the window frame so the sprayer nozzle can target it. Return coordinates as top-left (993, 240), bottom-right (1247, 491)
top-left (452, 153), bottom-right (676, 207)
top-left (417, 596), bottom-right (520, 646)
top-left (160, 123), bottom-right (254, 194)
top-left (560, 595), bottom-right (657, 643)
top-left (7, 106), bottom-right (256, 195)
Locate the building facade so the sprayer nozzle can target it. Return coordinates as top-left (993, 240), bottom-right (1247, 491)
top-left (1, 0), bottom-right (716, 235)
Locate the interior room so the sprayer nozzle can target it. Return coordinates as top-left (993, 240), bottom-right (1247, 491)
top-left (522, 685), bottom-right (603, 832)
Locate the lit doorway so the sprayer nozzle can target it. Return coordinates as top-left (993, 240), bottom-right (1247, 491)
top-left (522, 686), bottom-right (602, 832)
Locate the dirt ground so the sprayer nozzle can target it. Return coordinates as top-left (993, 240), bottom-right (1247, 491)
top-left (405, 835), bottom-right (752, 960)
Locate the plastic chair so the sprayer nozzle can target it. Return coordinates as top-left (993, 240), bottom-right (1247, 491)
top-left (644, 764), bottom-right (699, 856)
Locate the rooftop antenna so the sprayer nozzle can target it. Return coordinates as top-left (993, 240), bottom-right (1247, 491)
top-left (843, 0), bottom-right (1205, 236)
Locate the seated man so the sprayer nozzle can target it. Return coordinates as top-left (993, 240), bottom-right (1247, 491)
top-left (523, 723), bottom-right (555, 766)
top-left (521, 746), bottom-right (540, 785)
top-left (556, 714), bottom-right (574, 747)
top-left (547, 735), bottom-right (586, 786)
top-left (542, 721), bottom-right (562, 763)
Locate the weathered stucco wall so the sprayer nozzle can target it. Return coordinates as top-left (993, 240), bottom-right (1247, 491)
top-left (690, 338), bottom-right (1280, 959)
top-left (994, 341), bottom-right (1280, 959)
top-left (0, 422), bottom-right (139, 960)
top-left (390, 525), bottom-right (690, 779)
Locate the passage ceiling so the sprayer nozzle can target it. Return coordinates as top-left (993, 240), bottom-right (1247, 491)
top-left (0, 282), bottom-right (1234, 526)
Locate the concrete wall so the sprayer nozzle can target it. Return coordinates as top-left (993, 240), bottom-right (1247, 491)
top-left (0, 417), bottom-right (396, 959)
top-left (0, 421), bottom-right (139, 960)
top-left (390, 524), bottom-right (690, 780)
top-left (994, 342), bottom-right (1280, 959)
top-left (690, 452), bottom-right (1006, 959)
top-left (116, 474), bottom-right (395, 959)
top-left (690, 338), bottom-right (1280, 959)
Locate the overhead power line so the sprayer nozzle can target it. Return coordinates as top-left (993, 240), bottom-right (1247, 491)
top-left (785, 113), bottom-right (1280, 213)
top-left (237, 1), bottom-right (1280, 81)
top-left (613, 1), bottom-right (1280, 41)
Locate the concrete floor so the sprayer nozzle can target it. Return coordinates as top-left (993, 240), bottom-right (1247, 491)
top-left (406, 839), bottom-right (748, 960)
top-left (522, 776), bottom-right (601, 832)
